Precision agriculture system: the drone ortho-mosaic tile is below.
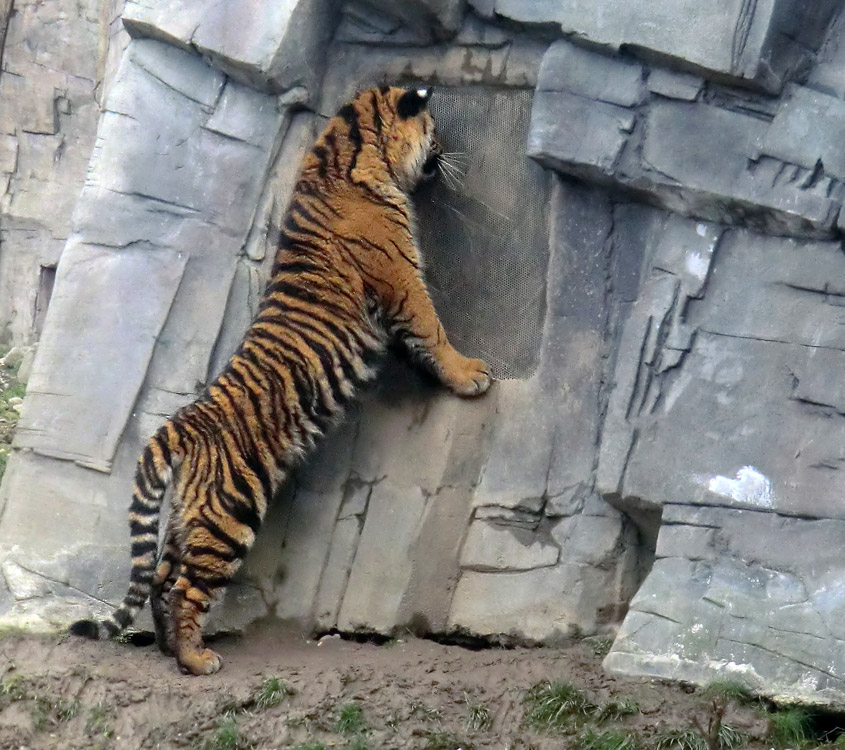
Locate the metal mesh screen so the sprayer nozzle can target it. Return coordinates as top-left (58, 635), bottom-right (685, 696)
top-left (413, 87), bottom-right (550, 380)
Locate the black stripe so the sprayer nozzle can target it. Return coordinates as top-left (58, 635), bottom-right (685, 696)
top-left (130, 540), bottom-right (158, 556)
top-left (325, 132), bottom-right (340, 173)
top-left (338, 103), bottom-right (363, 178)
top-left (239, 347), bottom-right (288, 438)
top-left (371, 91), bottom-right (382, 139)
top-left (198, 514), bottom-right (250, 556)
top-left (189, 545), bottom-right (240, 563)
top-left (156, 430), bottom-right (172, 471)
top-left (129, 517), bottom-right (156, 536)
top-left (247, 330), bottom-right (333, 422)
top-left (275, 259), bottom-right (323, 276)
top-left (142, 448), bottom-right (165, 490)
top-left (313, 145), bottom-right (328, 177)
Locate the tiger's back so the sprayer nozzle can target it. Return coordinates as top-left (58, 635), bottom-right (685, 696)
top-left (71, 85), bottom-right (491, 675)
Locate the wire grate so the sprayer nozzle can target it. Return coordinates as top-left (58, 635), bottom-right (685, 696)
top-left (414, 86), bottom-right (550, 380)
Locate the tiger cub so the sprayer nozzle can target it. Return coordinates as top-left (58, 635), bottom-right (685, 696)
top-left (70, 85), bottom-right (491, 675)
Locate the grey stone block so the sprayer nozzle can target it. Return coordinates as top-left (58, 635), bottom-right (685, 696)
top-left (608, 507), bottom-right (845, 704)
top-left (479, 0), bottom-right (839, 92)
top-left (354, 0), bottom-right (466, 39)
top-left (13, 39), bottom-right (288, 470)
top-left (600, 226), bottom-right (845, 524)
top-left (449, 551), bottom-right (637, 641)
top-left (647, 69), bottom-right (703, 101)
top-left (460, 520), bottom-right (559, 571)
top-left (528, 90), bottom-right (635, 179)
top-left (529, 41), bottom-right (845, 239)
top-left (759, 84), bottom-right (845, 185)
top-left (537, 40), bottom-right (645, 107)
top-left (122, 0), bottom-right (340, 94)
top-left (551, 514), bottom-right (626, 569)
top-left (337, 482), bottom-right (430, 633)
top-left (14, 242), bottom-right (188, 470)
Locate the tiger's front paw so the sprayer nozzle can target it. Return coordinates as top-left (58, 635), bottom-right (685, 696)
top-left (443, 356), bottom-right (492, 397)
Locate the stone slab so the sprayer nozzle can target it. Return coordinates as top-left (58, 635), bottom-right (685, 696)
top-left (600, 227), bottom-right (845, 523)
top-left (354, 0), bottom-right (466, 39)
top-left (122, 0), bottom-right (340, 94)
top-left (607, 505), bottom-right (845, 705)
top-left (460, 520), bottom-right (559, 571)
top-left (474, 0), bottom-right (839, 92)
top-left (760, 84), bottom-right (845, 183)
top-left (537, 40), bottom-right (645, 107)
top-left (529, 41), bottom-right (845, 239)
top-left (14, 242), bottom-right (188, 470)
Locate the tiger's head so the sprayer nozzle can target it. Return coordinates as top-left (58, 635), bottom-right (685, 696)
top-left (315, 85), bottom-right (444, 195)
top-left (383, 86), bottom-right (443, 190)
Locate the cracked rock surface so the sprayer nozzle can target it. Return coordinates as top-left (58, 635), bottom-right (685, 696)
top-left (4, 0), bottom-right (845, 707)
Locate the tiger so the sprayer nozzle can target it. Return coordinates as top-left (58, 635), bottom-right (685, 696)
top-left (70, 85), bottom-right (492, 675)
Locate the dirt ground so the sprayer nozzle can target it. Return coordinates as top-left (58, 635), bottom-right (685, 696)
top-left (0, 625), bottom-right (782, 750)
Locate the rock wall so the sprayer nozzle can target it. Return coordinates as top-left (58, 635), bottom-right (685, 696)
top-left (3, 0), bottom-right (845, 707)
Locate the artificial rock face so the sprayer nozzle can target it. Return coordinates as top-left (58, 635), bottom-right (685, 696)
top-left (4, 0), bottom-right (845, 706)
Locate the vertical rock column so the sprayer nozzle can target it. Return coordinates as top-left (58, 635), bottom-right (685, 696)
top-left (0, 1), bottom-right (338, 627)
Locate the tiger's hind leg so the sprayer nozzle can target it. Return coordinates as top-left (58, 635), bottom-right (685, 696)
top-left (151, 520), bottom-right (181, 656)
top-left (169, 512), bottom-right (258, 675)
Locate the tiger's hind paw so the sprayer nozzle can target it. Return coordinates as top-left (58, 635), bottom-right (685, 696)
top-left (444, 356), bottom-right (492, 397)
top-left (177, 648), bottom-right (223, 676)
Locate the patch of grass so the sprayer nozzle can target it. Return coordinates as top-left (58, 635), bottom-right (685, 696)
top-left (336, 703), bottom-right (366, 735)
top-left (465, 694), bottom-right (492, 731)
top-left (344, 737), bottom-right (370, 750)
top-left (702, 680), bottom-right (754, 705)
top-left (0, 674), bottom-right (27, 708)
top-left (595, 698), bottom-right (640, 723)
top-left (86, 702), bottom-right (115, 738)
top-left (196, 716), bottom-right (254, 750)
top-left (292, 745), bottom-right (327, 750)
top-left (524, 681), bottom-right (595, 733)
top-left (767, 707), bottom-right (813, 749)
top-left (717, 723), bottom-right (747, 750)
top-left (585, 636), bottom-right (614, 659)
top-left (579, 728), bottom-right (642, 750)
top-left (31, 695), bottom-right (80, 731)
top-left (422, 729), bottom-right (472, 749)
top-left (254, 676), bottom-right (294, 710)
top-left (411, 701), bottom-right (443, 723)
top-left (652, 728), bottom-right (708, 750)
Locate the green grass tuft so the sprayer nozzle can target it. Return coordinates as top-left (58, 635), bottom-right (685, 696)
top-left (585, 636), bottom-right (614, 659)
top-left (31, 695), bottom-right (81, 731)
top-left (524, 681), bottom-right (595, 732)
top-left (86, 702), bottom-right (115, 738)
top-left (595, 698), bottom-right (640, 723)
top-left (336, 703), bottom-right (366, 735)
top-left (702, 680), bottom-right (755, 705)
top-left (197, 716), bottom-right (254, 750)
top-left (0, 675), bottom-right (26, 708)
top-left (718, 723), bottom-right (748, 750)
top-left (254, 676), bottom-right (294, 710)
top-left (465, 694), bottom-right (492, 731)
top-left (652, 728), bottom-right (708, 750)
top-left (411, 701), bottom-right (443, 723)
top-left (578, 728), bottom-right (642, 750)
top-left (767, 707), bottom-right (813, 749)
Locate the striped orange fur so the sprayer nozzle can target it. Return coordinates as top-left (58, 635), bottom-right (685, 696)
top-left (69, 85), bottom-right (491, 675)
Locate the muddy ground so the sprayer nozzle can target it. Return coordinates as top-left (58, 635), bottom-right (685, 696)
top-left (0, 625), bottom-right (787, 750)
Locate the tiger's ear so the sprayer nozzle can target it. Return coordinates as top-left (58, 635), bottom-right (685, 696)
top-left (397, 87), bottom-right (432, 119)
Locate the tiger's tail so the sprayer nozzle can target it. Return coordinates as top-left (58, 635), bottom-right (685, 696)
top-left (69, 423), bottom-right (180, 640)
